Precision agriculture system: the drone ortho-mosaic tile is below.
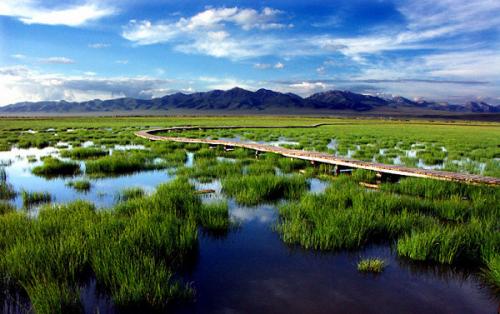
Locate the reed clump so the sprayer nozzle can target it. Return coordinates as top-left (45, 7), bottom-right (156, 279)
top-left (21, 190), bottom-right (52, 207)
top-left (60, 147), bottom-right (108, 159)
top-left (197, 201), bottom-right (230, 233)
top-left (222, 174), bottom-right (309, 205)
top-left (116, 187), bottom-right (145, 202)
top-left (85, 151), bottom-right (163, 175)
top-left (0, 181), bottom-right (16, 200)
top-left (357, 258), bottom-right (386, 273)
top-left (66, 179), bottom-right (91, 192)
top-left (32, 157), bottom-right (81, 177)
top-left (0, 201), bottom-right (15, 215)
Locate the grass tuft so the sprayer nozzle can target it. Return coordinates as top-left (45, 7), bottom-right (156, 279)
top-left (32, 157), bottom-right (81, 177)
top-left (60, 147), bottom-right (108, 159)
top-left (357, 258), bottom-right (386, 273)
top-left (117, 187), bottom-right (145, 202)
top-left (222, 174), bottom-right (309, 205)
top-left (66, 179), bottom-right (91, 192)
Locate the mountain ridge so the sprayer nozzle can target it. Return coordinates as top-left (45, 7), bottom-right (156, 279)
top-left (1, 87), bottom-right (498, 113)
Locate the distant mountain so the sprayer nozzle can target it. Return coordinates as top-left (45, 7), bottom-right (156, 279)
top-left (306, 90), bottom-right (389, 111)
top-left (1, 87), bottom-right (498, 114)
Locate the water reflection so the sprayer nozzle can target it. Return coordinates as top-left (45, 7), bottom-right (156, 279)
top-left (0, 146), bottom-right (173, 210)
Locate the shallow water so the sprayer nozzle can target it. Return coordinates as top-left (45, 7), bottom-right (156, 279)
top-left (0, 146), bottom-right (172, 210)
top-left (176, 201), bottom-right (497, 314)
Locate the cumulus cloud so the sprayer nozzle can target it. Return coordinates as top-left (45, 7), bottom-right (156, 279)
top-left (0, 66), bottom-right (176, 105)
top-left (122, 7), bottom-right (289, 59)
top-left (0, 0), bottom-right (116, 27)
top-left (285, 81), bottom-right (333, 95)
top-left (270, 78), bottom-right (499, 102)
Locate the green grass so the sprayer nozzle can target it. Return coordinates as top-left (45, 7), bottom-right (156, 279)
top-left (32, 157), bottom-right (81, 177)
top-left (177, 159), bottom-right (243, 182)
top-left (0, 178), bottom-right (227, 312)
top-left (24, 277), bottom-right (82, 314)
top-left (85, 151), bottom-right (163, 175)
top-left (0, 181), bottom-right (16, 200)
top-left (197, 201), bottom-right (230, 233)
top-left (66, 179), bottom-right (91, 192)
top-left (276, 174), bottom-right (499, 264)
top-left (483, 254), bottom-right (500, 292)
top-left (0, 167), bottom-right (6, 181)
top-left (396, 221), bottom-right (495, 265)
top-left (222, 174), bottom-right (309, 205)
top-left (0, 201), bottom-right (15, 215)
top-left (357, 258), bottom-right (386, 273)
top-left (60, 147), bottom-right (109, 159)
top-left (351, 169), bottom-right (377, 183)
top-left (21, 190), bottom-right (52, 207)
top-left (117, 187), bottom-right (145, 202)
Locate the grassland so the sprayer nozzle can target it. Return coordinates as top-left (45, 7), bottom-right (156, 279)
top-left (0, 116), bottom-right (498, 310)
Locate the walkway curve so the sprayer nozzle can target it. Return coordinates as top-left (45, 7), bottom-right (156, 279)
top-left (135, 125), bottom-right (500, 186)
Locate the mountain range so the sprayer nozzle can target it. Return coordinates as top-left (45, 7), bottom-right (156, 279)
top-left (0, 87), bottom-right (498, 114)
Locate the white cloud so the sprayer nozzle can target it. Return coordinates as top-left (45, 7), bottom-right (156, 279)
top-left (1, 66), bottom-right (498, 105)
top-left (316, 66), bottom-right (326, 75)
top-left (176, 7), bottom-right (286, 31)
top-left (88, 43), bottom-right (110, 49)
top-left (39, 56), bottom-right (75, 64)
top-left (254, 63), bottom-right (271, 69)
top-left (0, 66), bottom-right (176, 105)
top-left (173, 31), bottom-right (278, 59)
top-left (122, 6), bottom-right (287, 45)
top-left (286, 81), bottom-right (333, 95)
top-left (422, 51), bottom-right (500, 79)
top-left (0, 0), bottom-right (116, 27)
top-left (122, 7), bottom-right (289, 59)
top-left (274, 62), bottom-right (284, 69)
top-left (197, 76), bottom-right (257, 91)
top-left (314, 0), bottom-right (500, 59)
top-left (115, 59), bottom-right (129, 64)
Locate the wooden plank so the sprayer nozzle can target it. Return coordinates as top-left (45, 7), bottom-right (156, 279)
top-left (135, 126), bottom-right (500, 186)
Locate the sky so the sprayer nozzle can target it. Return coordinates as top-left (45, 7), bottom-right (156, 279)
top-left (0, 0), bottom-right (499, 106)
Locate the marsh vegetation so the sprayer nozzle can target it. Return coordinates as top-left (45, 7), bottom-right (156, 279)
top-left (0, 116), bottom-right (498, 313)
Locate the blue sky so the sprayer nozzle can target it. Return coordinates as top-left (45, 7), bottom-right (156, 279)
top-left (0, 0), bottom-right (499, 105)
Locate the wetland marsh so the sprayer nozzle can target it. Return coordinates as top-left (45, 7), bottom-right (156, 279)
top-left (0, 117), bottom-right (498, 313)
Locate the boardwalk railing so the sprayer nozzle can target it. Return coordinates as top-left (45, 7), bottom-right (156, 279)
top-left (135, 126), bottom-right (500, 186)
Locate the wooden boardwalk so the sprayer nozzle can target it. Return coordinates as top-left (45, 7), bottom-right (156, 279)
top-left (136, 126), bottom-right (500, 186)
